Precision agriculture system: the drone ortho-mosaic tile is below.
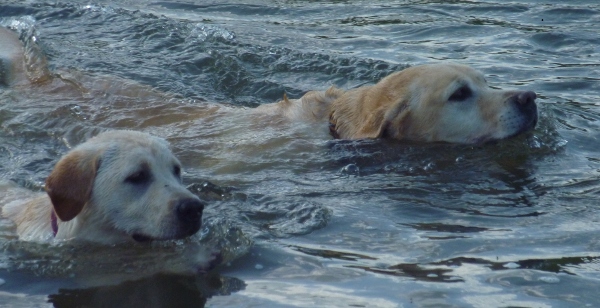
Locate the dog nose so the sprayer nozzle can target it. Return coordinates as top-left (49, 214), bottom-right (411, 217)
top-left (517, 91), bottom-right (536, 105)
top-left (176, 198), bottom-right (204, 224)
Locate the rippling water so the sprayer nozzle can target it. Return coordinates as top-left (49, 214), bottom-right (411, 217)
top-left (1, 1), bottom-right (600, 307)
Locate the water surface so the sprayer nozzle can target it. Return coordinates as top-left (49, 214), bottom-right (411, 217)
top-left (1, 1), bottom-right (600, 307)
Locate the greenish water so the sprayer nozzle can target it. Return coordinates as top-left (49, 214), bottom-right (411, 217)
top-left (1, 1), bottom-right (600, 307)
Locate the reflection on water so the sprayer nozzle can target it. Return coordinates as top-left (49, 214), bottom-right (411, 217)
top-left (1, 0), bottom-right (600, 307)
top-left (290, 243), bottom-right (600, 283)
top-left (48, 273), bottom-right (245, 308)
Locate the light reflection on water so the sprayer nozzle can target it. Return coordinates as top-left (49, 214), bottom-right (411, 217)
top-left (1, 0), bottom-right (600, 307)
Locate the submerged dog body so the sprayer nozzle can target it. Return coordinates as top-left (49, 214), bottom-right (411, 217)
top-left (2, 130), bottom-right (205, 244)
top-left (261, 63), bottom-right (538, 144)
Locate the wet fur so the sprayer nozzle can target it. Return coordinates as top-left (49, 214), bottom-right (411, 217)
top-left (260, 63), bottom-right (537, 144)
top-left (2, 130), bottom-right (204, 244)
top-left (1, 27), bottom-right (537, 145)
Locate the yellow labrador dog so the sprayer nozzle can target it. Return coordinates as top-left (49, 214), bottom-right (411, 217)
top-left (2, 130), bottom-right (205, 244)
top-left (258, 63), bottom-right (538, 144)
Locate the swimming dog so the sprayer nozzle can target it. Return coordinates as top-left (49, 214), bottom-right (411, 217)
top-left (2, 130), bottom-right (205, 244)
top-left (258, 63), bottom-right (538, 144)
top-left (1, 27), bottom-right (537, 145)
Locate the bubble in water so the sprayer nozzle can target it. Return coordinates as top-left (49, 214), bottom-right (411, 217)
top-left (423, 162), bottom-right (436, 171)
top-left (341, 163), bottom-right (359, 176)
top-left (383, 165), bottom-right (394, 172)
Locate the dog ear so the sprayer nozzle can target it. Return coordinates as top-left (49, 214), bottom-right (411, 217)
top-left (332, 98), bottom-right (410, 139)
top-left (45, 149), bottom-right (100, 221)
top-left (372, 100), bottom-right (410, 139)
top-left (356, 106), bottom-right (391, 138)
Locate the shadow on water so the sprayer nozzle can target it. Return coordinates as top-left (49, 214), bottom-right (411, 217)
top-left (47, 273), bottom-right (245, 308)
top-left (321, 108), bottom-right (566, 218)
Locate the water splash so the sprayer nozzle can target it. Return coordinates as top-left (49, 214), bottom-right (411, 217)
top-left (191, 23), bottom-right (236, 43)
top-left (1, 15), bottom-right (51, 84)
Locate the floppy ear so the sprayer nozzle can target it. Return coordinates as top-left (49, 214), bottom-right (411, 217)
top-left (372, 100), bottom-right (410, 139)
top-left (45, 149), bottom-right (100, 221)
top-left (332, 98), bottom-right (410, 139)
top-left (355, 106), bottom-right (391, 138)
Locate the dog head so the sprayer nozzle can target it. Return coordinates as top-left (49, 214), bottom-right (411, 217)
top-left (45, 130), bottom-right (204, 243)
top-left (330, 63), bottom-right (538, 143)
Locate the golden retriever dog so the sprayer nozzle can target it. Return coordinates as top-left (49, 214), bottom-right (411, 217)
top-left (258, 63), bottom-right (538, 144)
top-left (2, 130), bottom-right (205, 244)
top-left (1, 27), bottom-right (537, 146)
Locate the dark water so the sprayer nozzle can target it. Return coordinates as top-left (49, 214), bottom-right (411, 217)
top-left (1, 1), bottom-right (600, 307)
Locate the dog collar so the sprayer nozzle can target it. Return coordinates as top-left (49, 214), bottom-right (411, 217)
top-left (50, 211), bottom-right (58, 237)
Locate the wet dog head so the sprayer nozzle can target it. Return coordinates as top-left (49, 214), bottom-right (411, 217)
top-left (329, 63), bottom-right (538, 143)
top-left (45, 130), bottom-right (204, 243)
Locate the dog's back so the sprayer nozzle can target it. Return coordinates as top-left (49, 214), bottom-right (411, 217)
top-left (0, 27), bottom-right (27, 86)
top-left (255, 87), bottom-right (345, 122)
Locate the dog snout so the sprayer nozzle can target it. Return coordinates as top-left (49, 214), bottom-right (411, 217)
top-left (176, 198), bottom-right (204, 225)
top-left (517, 91), bottom-right (536, 106)
top-left (511, 90), bottom-right (538, 115)
top-left (511, 90), bottom-right (538, 129)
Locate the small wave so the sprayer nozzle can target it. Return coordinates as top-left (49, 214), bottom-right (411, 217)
top-left (1, 15), bottom-right (36, 32)
top-left (190, 23), bottom-right (236, 43)
top-left (189, 181), bottom-right (332, 239)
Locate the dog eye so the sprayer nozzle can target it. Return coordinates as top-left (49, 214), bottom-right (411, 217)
top-left (173, 165), bottom-right (181, 178)
top-left (449, 86), bottom-right (472, 101)
top-left (125, 170), bottom-right (151, 185)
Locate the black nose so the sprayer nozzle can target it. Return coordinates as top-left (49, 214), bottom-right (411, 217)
top-left (176, 198), bottom-right (204, 224)
top-left (517, 91), bottom-right (536, 106)
top-left (512, 90), bottom-right (538, 129)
